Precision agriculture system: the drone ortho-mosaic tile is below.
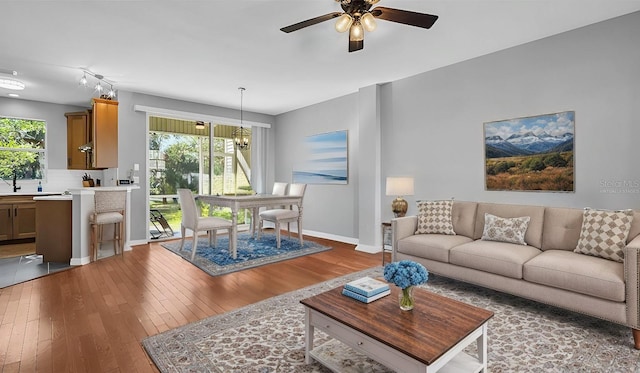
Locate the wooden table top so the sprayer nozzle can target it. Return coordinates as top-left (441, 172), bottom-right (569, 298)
top-left (300, 285), bottom-right (494, 366)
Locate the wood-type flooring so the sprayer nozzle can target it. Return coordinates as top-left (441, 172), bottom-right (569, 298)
top-left (0, 236), bottom-right (383, 372)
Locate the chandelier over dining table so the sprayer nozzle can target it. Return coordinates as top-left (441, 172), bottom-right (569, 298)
top-left (233, 87), bottom-right (250, 150)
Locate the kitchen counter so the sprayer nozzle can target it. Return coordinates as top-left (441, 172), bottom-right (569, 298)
top-left (0, 191), bottom-right (64, 197)
top-left (33, 194), bottom-right (73, 201)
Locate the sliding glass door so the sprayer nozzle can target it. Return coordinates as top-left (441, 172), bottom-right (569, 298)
top-left (147, 117), bottom-right (252, 239)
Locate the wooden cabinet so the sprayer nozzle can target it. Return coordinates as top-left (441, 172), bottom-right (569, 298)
top-left (65, 98), bottom-right (118, 170)
top-left (0, 204), bottom-right (12, 241)
top-left (65, 110), bottom-right (91, 170)
top-left (36, 199), bottom-right (72, 263)
top-left (0, 196), bottom-right (36, 241)
top-left (92, 98), bottom-right (118, 168)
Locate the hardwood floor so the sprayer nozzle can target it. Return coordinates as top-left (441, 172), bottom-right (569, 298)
top-left (0, 236), bottom-right (383, 372)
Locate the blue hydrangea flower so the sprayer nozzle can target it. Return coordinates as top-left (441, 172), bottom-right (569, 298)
top-left (383, 260), bottom-right (429, 289)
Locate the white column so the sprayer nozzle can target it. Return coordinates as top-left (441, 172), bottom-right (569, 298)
top-left (355, 85), bottom-right (383, 253)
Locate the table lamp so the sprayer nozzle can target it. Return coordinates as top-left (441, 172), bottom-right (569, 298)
top-left (386, 177), bottom-right (414, 217)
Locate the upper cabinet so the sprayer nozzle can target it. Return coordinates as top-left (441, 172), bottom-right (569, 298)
top-left (65, 110), bottom-right (91, 169)
top-left (65, 99), bottom-right (118, 170)
top-left (92, 98), bottom-right (118, 169)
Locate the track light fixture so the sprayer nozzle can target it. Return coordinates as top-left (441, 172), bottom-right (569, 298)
top-left (78, 70), bottom-right (117, 100)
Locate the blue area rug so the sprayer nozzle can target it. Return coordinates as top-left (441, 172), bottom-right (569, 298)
top-left (161, 232), bottom-right (331, 277)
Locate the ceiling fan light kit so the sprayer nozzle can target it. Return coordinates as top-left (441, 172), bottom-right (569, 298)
top-left (281, 0), bottom-right (438, 52)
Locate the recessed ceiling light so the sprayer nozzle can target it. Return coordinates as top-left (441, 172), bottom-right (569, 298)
top-left (8, 93), bottom-right (20, 97)
top-left (0, 78), bottom-right (26, 90)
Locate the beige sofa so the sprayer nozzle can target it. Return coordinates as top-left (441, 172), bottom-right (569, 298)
top-left (392, 201), bottom-right (640, 349)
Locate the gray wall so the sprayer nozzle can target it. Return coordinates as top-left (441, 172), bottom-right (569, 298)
top-left (275, 93), bottom-right (359, 240)
top-left (0, 98), bottom-right (86, 169)
top-left (274, 11), bottom-right (640, 244)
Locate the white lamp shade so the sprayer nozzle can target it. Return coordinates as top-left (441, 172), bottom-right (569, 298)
top-left (386, 177), bottom-right (414, 196)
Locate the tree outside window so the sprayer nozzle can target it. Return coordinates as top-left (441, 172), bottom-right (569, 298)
top-left (0, 117), bottom-right (46, 182)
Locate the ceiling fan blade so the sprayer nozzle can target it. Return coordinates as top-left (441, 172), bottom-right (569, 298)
top-left (371, 7), bottom-right (438, 29)
top-left (280, 12), bottom-right (342, 33)
top-left (349, 39), bottom-right (364, 53)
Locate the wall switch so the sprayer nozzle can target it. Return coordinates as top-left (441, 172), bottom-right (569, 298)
top-left (133, 163), bottom-right (140, 171)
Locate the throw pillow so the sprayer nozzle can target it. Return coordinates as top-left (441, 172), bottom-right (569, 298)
top-left (574, 208), bottom-right (633, 262)
top-left (415, 200), bottom-right (456, 235)
top-left (481, 213), bottom-right (530, 245)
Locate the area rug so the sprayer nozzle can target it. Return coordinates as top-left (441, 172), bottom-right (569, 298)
top-left (160, 233), bottom-right (331, 277)
top-left (142, 267), bottom-right (640, 372)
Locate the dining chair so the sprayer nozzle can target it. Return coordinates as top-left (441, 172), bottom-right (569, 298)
top-left (177, 189), bottom-right (233, 260)
top-left (258, 183), bottom-right (307, 248)
top-left (90, 190), bottom-right (126, 262)
top-left (251, 182), bottom-right (288, 238)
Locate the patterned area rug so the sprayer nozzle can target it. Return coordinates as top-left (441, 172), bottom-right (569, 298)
top-left (142, 267), bottom-right (640, 372)
top-left (160, 233), bottom-right (331, 277)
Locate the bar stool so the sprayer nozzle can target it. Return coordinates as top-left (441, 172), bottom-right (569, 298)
top-left (90, 190), bottom-right (126, 261)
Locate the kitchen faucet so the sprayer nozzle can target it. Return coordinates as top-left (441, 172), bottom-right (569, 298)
top-left (12, 171), bottom-right (21, 193)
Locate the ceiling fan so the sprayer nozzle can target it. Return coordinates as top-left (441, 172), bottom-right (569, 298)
top-left (280, 0), bottom-right (438, 52)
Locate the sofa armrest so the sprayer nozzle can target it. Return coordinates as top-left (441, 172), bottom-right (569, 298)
top-left (391, 216), bottom-right (417, 262)
top-left (625, 235), bottom-right (640, 328)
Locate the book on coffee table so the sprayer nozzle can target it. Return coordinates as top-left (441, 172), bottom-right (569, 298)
top-left (344, 276), bottom-right (390, 297)
top-left (342, 288), bottom-right (391, 303)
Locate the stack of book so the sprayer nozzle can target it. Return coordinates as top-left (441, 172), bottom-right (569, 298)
top-left (342, 276), bottom-right (391, 303)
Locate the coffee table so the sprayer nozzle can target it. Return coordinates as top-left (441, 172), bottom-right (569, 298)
top-left (300, 285), bottom-right (494, 372)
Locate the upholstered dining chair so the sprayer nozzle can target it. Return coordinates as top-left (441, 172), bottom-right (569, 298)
top-left (177, 189), bottom-right (233, 260)
top-left (251, 182), bottom-right (288, 237)
top-left (258, 183), bottom-right (307, 249)
top-left (90, 190), bottom-right (127, 262)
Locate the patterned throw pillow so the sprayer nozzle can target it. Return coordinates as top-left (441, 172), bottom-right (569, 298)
top-left (574, 208), bottom-right (633, 262)
top-left (481, 213), bottom-right (530, 245)
top-left (415, 200), bottom-right (455, 235)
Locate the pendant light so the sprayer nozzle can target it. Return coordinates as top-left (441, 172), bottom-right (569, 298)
top-left (233, 87), bottom-right (250, 150)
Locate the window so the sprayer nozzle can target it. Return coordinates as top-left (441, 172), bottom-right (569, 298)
top-left (147, 117), bottom-right (253, 238)
top-left (0, 117), bottom-right (46, 182)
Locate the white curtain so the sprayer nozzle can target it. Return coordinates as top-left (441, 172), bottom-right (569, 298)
top-left (250, 126), bottom-right (268, 194)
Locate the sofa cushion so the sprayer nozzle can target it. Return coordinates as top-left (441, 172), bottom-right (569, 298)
top-left (574, 208), bottom-right (634, 263)
top-left (397, 234), bottom-right (473, 263)
top-left (450, 240), bottom-right (542, 279)
top-left (481, 213), bottom-right (530, 245)
top-left (474, 203), bottom-right (545, 248)
top-left (451, 201), bottom-right (478, 238)
top-left (541, 207), bottom-right (583, 251)
top-left (416, 200), bottom-right (455, 235)
top-left (523, 250), bottom-right (625, 302)
top-left (628, 210), bottom-right (640, 243)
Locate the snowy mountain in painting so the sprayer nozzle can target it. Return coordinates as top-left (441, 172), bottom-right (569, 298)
top-left (485, 132), bottom-right (573, 158)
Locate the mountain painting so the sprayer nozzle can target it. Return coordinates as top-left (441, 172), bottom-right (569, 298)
top-left (293, 130), bottom-right (348, 184)
top-left (484, 111), bottom-right (574, 192)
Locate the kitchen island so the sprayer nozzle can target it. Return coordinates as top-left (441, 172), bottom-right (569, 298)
top-left (66, 186), bottom-right (139, 265)
top-left (33, 194), bottom-right (72, 262)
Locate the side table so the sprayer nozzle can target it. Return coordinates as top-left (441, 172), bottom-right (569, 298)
top-left (381, 222), bottom-right (392, 266)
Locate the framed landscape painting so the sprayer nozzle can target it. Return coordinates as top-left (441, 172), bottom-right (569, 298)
top-left (484, 111), bottom-right (575, 192)
top-left (293, 130), bottom-right (348, 185)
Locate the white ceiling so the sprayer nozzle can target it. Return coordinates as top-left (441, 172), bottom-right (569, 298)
top-left (1, 1), bottom-right (639, 116)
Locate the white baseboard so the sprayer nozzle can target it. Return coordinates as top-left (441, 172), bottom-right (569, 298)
top-left (127, 239), bottom-right (148, 249)
top-left (301, 229), bottom-right (359, 246)
top-left (70, 256), bottom-right (91, 266)
top-left (354, 243), bottom-right (382, 254)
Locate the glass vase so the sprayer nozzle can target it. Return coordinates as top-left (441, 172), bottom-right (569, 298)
top-left (398, 286), bottom-right (415, 311)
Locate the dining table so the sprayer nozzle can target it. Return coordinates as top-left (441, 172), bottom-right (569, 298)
top-left (196, 194), bottom-right (304, 259)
